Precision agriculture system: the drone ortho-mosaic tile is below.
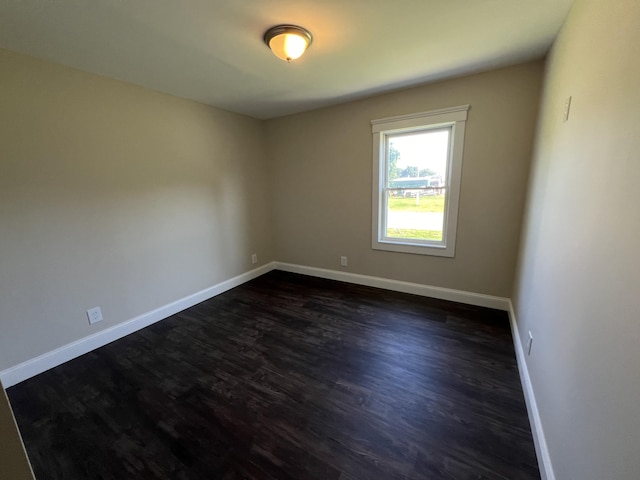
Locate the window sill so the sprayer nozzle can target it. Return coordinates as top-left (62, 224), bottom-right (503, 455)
top-left (372, 239), bottom-right (455, 257)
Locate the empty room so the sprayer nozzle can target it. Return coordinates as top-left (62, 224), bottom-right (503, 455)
top-left (1, 0), bottom-right (639, 479)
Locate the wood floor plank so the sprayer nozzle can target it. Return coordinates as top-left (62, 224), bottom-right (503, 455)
top-left (7, 270), bottom-right (539, 479)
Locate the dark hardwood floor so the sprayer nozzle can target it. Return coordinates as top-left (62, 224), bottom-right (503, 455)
top-left (7, 270), bottom-right (539, 479)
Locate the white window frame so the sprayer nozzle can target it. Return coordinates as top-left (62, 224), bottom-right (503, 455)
top-left (371, 105), bottom-right (469, 257)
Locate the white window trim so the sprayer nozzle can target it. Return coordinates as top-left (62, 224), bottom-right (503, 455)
top-left (371, 105), bottom-right (469, 257)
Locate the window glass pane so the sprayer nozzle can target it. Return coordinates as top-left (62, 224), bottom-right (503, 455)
top-left (385, 190), bottom-right (444, 241)
top-left (385, 128), bottom-right (450, 242)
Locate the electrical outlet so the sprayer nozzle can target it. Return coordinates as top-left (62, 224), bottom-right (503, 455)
top-left (87, 306), bottom-right (103, 325)
top-left (251, 253), bottom-right (258, 264)
top-left (527, 331), bottom-right (533, 356)
top-left (340, 256), bottom-right (348, 267)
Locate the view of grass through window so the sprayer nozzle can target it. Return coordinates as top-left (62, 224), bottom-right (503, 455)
top-left (386, 194), bottom-right (445, 240)
top-left (385, 128), bottom-right (449, 242)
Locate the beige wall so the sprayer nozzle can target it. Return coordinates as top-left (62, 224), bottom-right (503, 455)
top-left (0, 382), bottom-right (33, 479)
top-left (513, 0), bottom-right (640, 478)
top-left (0, 49), bottom-right (273, 371)
top-left (4, 4), bottom-right (640, 476)
top-left (266, 61), bottom-right (543, 297)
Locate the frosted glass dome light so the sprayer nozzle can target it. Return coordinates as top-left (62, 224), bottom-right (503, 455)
top-left (264, 25), bottom-right (313, 62)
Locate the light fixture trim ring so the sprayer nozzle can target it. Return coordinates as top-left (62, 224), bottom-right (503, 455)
top-left (263, 24), bottom-right (313, 48)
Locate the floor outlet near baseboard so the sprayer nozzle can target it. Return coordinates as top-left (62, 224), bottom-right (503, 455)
top-left (340, 256), bottom-right (348, 267)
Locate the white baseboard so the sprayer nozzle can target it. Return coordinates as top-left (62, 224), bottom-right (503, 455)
top-left (1, 261), bottom-right (513, 377)
top-left (0, 262), bottom-right (276, 388)
top-left (1, 260), bottom-right (550, 480)
top-left (275, 262), bottom-right (511, 311)
top-left (1, 261), bottom-right (548, 479)
top-left (1, 261), bottom-right (507, 388)
top-left (508, 301), bottom-right (554, 480)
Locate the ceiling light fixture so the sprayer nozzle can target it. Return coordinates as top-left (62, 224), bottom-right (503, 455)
top-left (263, 25), bottom-right (313, 62)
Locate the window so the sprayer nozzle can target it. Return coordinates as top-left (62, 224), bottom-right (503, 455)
top-left (371, 105), bottom-right (468, 257)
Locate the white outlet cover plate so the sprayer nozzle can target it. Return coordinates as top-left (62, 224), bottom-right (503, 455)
top-left (87, 307), bottom-right (103, 325)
